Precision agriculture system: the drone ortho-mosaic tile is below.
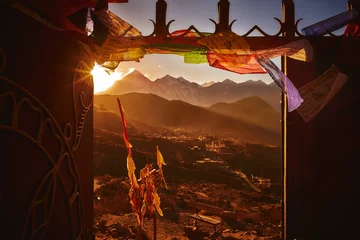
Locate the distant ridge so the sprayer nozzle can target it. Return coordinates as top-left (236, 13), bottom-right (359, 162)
top-left (101, 70), bottom-right (281, 111)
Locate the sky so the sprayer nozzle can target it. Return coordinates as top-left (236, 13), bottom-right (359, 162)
top-left (105, 0), bottom-right (348, 86)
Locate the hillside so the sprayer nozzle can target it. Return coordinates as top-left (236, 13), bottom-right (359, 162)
top-left (94, 93), bottom-right (281, 145)
top-left (94, 105), bottom-right (167, 136)
top-left (209, 96), bottom-right (280, 133)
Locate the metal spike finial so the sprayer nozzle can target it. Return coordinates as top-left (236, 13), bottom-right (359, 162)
top-left (348, 0), bottom-right (360, 10)
top-left (147, 0), bottom-right (175, 37)
top-left (282, 0), bottom-right (295, 36)
top-left (218, 0), bottom-right (230, 29)
top-left (210, 0), bottom-right (236, 33)
top-left (155, 0), bottom-right (167, 36)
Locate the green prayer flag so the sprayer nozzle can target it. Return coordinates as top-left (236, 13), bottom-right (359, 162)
top-left (184, 50), bottom-right (208, 64)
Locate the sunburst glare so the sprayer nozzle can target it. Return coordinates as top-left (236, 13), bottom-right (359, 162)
top-left (91, 63), bottom-right (123, 93)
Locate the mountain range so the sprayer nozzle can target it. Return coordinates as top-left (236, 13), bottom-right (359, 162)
top-left (99, 70), bottom-right (281, 111)
top-left (94, 93), bottom-right (281, 145)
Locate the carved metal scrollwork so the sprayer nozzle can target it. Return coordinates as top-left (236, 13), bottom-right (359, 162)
top-left (146, 0), bottom-right (345, 39)
top-left (242, 18), bottom-right (283, 37)
top-left (70, 42), bottom-right (94, 152)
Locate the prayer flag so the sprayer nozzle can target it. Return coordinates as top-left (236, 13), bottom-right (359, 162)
top-left (302, 8), bottom-right (359, 36)
top-left (117, 98), bottom-right (133, 150)
top-left (254, 39), bottom-right (313, 62)
top-left (344, 22), bottom-right (360, 36)
top-left (207, 53), bottom-right (266, 74)
top-left (170, 29), bottom-right (201, 37)
top-left (154, 192), bottom-right (164, 216)
top-left (297, 65), bottom-right (348, 122)
top-left (156, 146), bottom-right (166, 169)
top-left (184, 50), bottom-right (208, 64)
top-left (198, 30), bottom-right (252, 55)
top-left (257, 57), bottom-right (304, 112)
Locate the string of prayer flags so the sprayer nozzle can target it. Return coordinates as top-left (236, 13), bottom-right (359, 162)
top-left (145, 47), bottom-right (188, 56)
top-left (301, 8), bottom-right (359, 36)
top-left (296, 65), bottom-right (348, 122)
top-left (197, 30), bottom-right (313, 74)
top-left (145, 42), bottom-right (200, 55)
top-left (257, 57), bottom-right (304, 112)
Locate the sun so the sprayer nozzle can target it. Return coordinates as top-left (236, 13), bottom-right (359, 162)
top-left (91, 63), bottom-right (123, 93)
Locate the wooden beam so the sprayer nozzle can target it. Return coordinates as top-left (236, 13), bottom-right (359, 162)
top-left (144, 36), bottom-right (302, 50)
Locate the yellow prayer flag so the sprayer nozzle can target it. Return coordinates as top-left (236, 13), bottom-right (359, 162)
top-left (127, 154), bottom-right (136, 175)
top-left (127, 154), bottom-right (139, 188)
top-left (154, 192), bottom-right (163, 216)
top-left (156, 146), bottom-right (166, 168)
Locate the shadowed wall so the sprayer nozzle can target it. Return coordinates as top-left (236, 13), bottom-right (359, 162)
top-left (286, 37), bottom-right (360, 240)
top-left (0, 5), bottom-right (94, 239)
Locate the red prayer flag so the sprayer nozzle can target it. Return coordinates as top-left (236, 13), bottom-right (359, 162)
top-left (117, 98), bottom-right (132, 151)
top-left (170, 29), bottom-right (201, 37)
top-left (344, 22), bottom-right (360, 36)
top-left (207, 53), bottom-right (266, 74)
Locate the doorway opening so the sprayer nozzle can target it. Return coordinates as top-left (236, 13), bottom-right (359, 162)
top-left (92, 53), bottom-right (283, 239)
